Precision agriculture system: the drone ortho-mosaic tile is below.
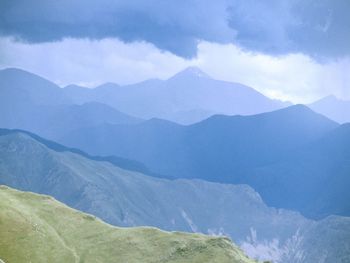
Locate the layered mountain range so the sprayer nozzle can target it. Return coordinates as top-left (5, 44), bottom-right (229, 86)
top-left (57, 105), bottom-right (349, 218)
top-left (62, 66), bottom-right (290, 124)
top-left (1, 68), bottom-right (349, 218)
top-left (0, 67), bottom-right (289, 127)
top-left (0, 67), bottom-right (349, 262)
top-left (0, 129), bottom-right (349, 263)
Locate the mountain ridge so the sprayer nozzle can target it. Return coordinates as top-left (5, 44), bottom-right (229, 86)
top-left (309, 95), bottom-right (350, 123)
top-left (57, 104), bottom-right (342, 218)
top-left (0, 185), bottom-right (255, 263)
top-left (1, 129), bottom-right (349, 263)
top-left (0, 128), bottom-right (154, 176)
top-left (60, 67), bottom-right (291, 124)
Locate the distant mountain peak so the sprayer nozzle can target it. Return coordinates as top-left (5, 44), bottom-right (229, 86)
top-left (325, 94), bottom-right (338, 99)
top-left (0, 67), bottom-right (50, 82)
top-left (312, 94), bottom-right (350, 105)
top-left (64, 84), bottom-right (87, 90)
top-left (309, 94), bottom-right (350, 124)
top-left (320, 95), bottom-right (338, 102)
top-left (169, 66), bottom-right (211, 80)
top-left (95, 82), bottom-right (120, 90)
top-left (285, 104), bottom-right (311, 112)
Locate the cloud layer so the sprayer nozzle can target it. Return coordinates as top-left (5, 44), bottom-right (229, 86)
top-left (1, 37), bottom-right (348, 103)
top-left (1, 0), bottom-right (349, 58)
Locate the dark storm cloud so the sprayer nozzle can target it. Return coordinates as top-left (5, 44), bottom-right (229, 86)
top-left (0, 0), bottom-right (349, 59)
top-left (288, 0), bottom-right (350, 59)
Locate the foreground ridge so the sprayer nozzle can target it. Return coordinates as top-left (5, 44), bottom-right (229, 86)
top-left (0, 185), bottom-right (256, 263)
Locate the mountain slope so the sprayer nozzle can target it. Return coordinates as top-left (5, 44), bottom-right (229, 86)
top-left (1, 102), bottom-right (142, 140)
top-left (0, 68), bottom-right (71, 106)
top-left (60, 105), bottom-right (337, 179)
top-left (254, 123), bottom-right (350, 218)
top-left (309, 95), bottom-right (350, 124)
top-left (58, 105), bottom-right (342, 217)
top-left (0, 130), bottom-right (307, 242)
top-left (63, 67), bottom-right (290, 124)
top-left (1, 129), bottom-right (349, 263)
top-left (0, 68), bottom-right (142, 139)
top-left (0, 128), bottom-right (152, 176)
top-left (0, 185), bottom-right (255, 263)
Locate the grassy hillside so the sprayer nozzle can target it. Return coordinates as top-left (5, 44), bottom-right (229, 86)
top-left (0, 185), bottom-right (255, 263)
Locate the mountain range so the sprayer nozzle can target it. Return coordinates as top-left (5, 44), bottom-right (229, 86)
top-left (1, 67), bottom-right (350, 262)
top-left (62, 66), bottom-right (290, 124)
top-left (0, 129), bottom-right (349, 263)
top-left (56, 104), bottom-right (349, 218)
top-left (2, 67), bottom-right (349, 128)
top-left (0, 68), bottom-right (141, 140)
top-left (1, 67), bottom-right (348, 218)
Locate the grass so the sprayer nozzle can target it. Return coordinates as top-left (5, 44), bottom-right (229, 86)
top-left (0, 185), bottom-right (256, 263)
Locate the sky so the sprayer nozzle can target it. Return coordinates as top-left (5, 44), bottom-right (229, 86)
top-left (0, 0), bottom-right (349, 103)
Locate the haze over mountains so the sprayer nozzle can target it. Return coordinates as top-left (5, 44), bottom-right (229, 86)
top-left (1, 129), bottom-right (350, 263)
top-left (0, 68), bottom-right (141, 139)
top-left (62, 66), bottom-right (290, 124)
top-left (1, 67), bottom-right (349, 217)
top-left (1, 67), bottom-right (349, 218)
top-left (0, 68), bottom-right (71, 106)
top-left (1, 67), bottom-right (350, 262)
top-left (309, 95), bottom-right (350, 124)
top-left (2, 67), bottom-right (348, 127)
top-left (62, 68), bottom-right (350, 125)
top-left (1, 0), bottom-right (349, 261)
top-left (57, 105), bottom-right (349, 218)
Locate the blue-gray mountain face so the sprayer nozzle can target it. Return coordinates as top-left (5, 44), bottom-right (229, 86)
top-left (0, 68), bottom-right (142, 140)
top-left (309, 95), bottom-right (350, 124)
top-left (1, 67), bottom-right (350, 262)
top-left (62, 66), bottom-right (290, 124)
top-left (57, 105), bottom-right (350, 218)
top-left (0, 68), bottom-right (349, 218)
top-left (0, 130), bottom-right (349, 263)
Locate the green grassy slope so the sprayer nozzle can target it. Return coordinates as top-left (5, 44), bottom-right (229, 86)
top-left (0, 185), bottom-right (255, 263)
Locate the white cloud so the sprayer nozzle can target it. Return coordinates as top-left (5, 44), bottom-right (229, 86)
top-left (0, 37), bottom-right (349, 103)
top-left (195, 42), bottom-right (350, 103)
top-left (0, 37), bottom-right (191, 87)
